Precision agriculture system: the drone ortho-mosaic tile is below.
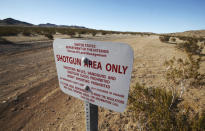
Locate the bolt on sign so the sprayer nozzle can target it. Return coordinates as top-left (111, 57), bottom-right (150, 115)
top-left (53, 39), bottom-right (134, 112)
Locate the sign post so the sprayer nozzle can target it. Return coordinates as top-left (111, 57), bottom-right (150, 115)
top-left (83, 57), bottom-right (98, 131)
top-left (85, 101), bottom-right (98, 131)
top-left (53, 39), bottom-right (134, 130)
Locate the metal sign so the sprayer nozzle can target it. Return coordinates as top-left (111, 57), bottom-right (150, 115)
top-left (53, 39), bottom-right (133, 112)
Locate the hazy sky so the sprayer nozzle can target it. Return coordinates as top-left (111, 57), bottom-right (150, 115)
top-left (0, 0), bottom-right (204, 33)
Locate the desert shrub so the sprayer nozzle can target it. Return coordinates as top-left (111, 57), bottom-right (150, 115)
top-left (22, 30), bottom-right (31, 36)
top-left (170, 37), bottom-right (176, 42)
top-left (91, 31), bottom-right (97, 36)
top-left (77, 30), bottom-right (87, 34)
top-left (164, 38), bottom-right (205, 102)
top-left (191, 111), bottom-right (205, 130)
top-left (32, 27), bottom-right (44, 35)
top-left (41, 28), bottom-right (56, 35)
top-left (101, 31), bottom-right (107, 35)
top-left (177, 36), bottom-right (194, 41)
top-left (77, 34), bottom-right (82, 38)
top-left (177, 36), bottom-right (202, 43)
top-left (69, 31), bottom-right (76, 37)
top-left (161, 37), bottom-right (205, 131)
top-left (178, 36), bottom-right (188, 41)
top-left (57, 28), bottom-right (66, 34)
top-left (0, 26), bottom-right (156, 37)
top-left (159, 35), bottom-right (170, 42)
top-left (198, 37), bottom-right (205, 42)
top-left (164, 56), bottom-right (204, 93)
top-left (129, 83), bottom-right (205, 130)
top-left (0, 26), bottom-right (57, 36)
top-left (0, 26), bottom-right (19, 36)
top-left (129, 83), bottom-right (173, 130)
top-left (44, 34), bottom-right (53, 40)
top-left (177, 40), bottom-right (203, 55)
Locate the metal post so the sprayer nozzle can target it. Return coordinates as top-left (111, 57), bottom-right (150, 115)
top-left (85, 101), bottom-right (98, 131)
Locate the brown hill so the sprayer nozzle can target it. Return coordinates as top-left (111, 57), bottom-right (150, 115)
top-left (168, 30), bottom-right (205, 37)
top-left (0, 18), bottom-right (33, 26)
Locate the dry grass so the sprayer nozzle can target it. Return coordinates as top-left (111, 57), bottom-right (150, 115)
top-left (129, 83), bottom-right (205, 131)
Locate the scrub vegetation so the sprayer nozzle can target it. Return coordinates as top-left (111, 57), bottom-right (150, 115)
top-left (0, 26), bottom-right (154, 39)
top-left (128, 35), bottom-right (205, 130)
top-left (0, 24), bottom-right (204, 130)
top-left (159, 35), bottom-right (170, 42)
top-left (159, 35), bottom-right (205, 43)
top-left (161, 35), bottom-right (205, 91)
top-left (129, 83), bottom-right (205, 131)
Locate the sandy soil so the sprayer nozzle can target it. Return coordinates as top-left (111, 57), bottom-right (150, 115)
top-left (0, 34), bottom-right (204, 131)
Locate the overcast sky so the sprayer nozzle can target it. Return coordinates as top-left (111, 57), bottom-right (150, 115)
top-left (1, 0), bottom-right (205, 33)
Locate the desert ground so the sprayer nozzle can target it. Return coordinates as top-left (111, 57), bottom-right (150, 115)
top-left (0, 34), bottom-right (204, 130)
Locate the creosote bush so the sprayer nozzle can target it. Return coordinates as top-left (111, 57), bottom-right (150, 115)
top-left (91, 31), bottom-right (97, 36)
top-left (129, 83), bottom-right (205, 130)
top-left (102, 31), bottom-right (107, 35)
top-left (44, 34), bottom-right (53, 40)
top-left (177, 36), bottom-right (205, 43)
top-left (0, 27), bottom-right (19, 36)
top-left (159, 35), bottom-right (170, 42)
top-left (22, 30), bottom-right (32, 36)
top-left (177, 39), bottom-right (204, 55)
top-left (158, 36), bottom-right (205, 130)
top-left (170, 37), bottom-right (176, 42)
top-left (165, 38), bottom-right (205, 90)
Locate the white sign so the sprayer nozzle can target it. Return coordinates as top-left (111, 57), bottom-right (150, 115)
top-left (53, 39), bottom-right (134, 112)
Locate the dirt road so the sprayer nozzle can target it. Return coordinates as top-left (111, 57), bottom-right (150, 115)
top-left (0, 35), bottom-right (204, 131)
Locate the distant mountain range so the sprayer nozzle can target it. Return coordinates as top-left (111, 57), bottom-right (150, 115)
top-left (0, 18), bottom-right (204, 36)
top-left (38, 23), bottom-right (86, 29)
top-left (0, 18), bottom-right (87, 29)
top-left (0, 18), bottom-right (33, 26)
